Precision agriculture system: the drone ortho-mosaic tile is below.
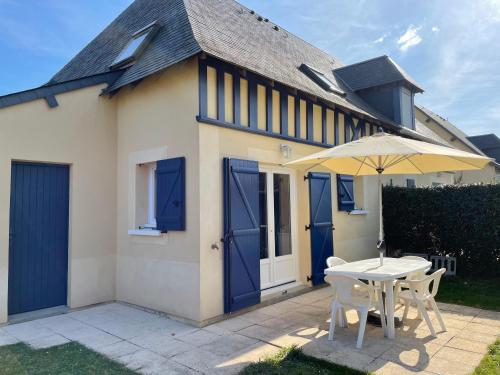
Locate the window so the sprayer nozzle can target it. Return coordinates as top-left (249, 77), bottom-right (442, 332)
top-left (406, 178), bottom-right (416, 188)
top-left (135, 162), bottom-right (157, 230)
top-left (337, 174), bottom-right (355, 211)
top-left (299, 64), bottom-right (346, 97)
top-left (129, 156), bottom-right (186, 235)
top-left (111, 22), bottom-right (159, 69)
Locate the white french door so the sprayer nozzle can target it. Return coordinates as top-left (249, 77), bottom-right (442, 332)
top-left (259, 166), bottom-right (297, 290)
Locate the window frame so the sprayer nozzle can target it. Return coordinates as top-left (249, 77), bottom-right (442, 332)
top-left (299, 64), bottom-right (346, 97)
top-left (144, 163), bottom-right (157, 229)
top-left (110, 22), bottom-right (160, 69)
top-left (406, 178), bottom-right (416, 188)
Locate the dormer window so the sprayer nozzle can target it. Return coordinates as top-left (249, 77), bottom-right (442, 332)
top-left (299, 64), bottom-right (346, 97)
top-left (110, 22), bottom-right (159, 69)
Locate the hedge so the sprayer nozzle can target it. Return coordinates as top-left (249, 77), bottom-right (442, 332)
top-left (383, 184), bottom-right (500, 278)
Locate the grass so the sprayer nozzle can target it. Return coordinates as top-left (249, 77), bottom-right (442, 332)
top-left (240, 346), bottom-right (368, 375)
top-left (0, 342), bottom-right (137, 375)
top-left (471, 339), bottom-right (500, 375)
top-left (435, 277), bottom-right (500, 311)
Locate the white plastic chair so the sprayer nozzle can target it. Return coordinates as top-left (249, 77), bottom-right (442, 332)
top-left (401, 255), bottom-right (430, 275)
top-left (328, 275), bottom-right (386, 349)
top-left (325, 256), bottom-right (349, 326)
top-left (326, 256), bottom-right (347, 268)
top-left (395, 256), bottom-right (431, 313)
top-left (396, 268), bottom-right (447, 337)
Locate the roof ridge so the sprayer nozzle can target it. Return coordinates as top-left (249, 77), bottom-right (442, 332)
top-left (334, 55), bottom-right (389, 71)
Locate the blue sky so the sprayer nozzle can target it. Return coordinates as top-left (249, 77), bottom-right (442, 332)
top-left (1, 0), bottom-right (499, 136)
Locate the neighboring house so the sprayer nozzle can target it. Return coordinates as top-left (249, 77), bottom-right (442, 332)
top-left (468, 134), bottom-right (500, 163)
top-left (415, 106), bottom-right (500, 184)
top-left (0, 0), bottom-right (489, 325)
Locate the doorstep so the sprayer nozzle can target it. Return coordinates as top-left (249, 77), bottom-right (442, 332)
top-left (198, 283), bottom-right (326, 328)
top-left (6, 305), bottom-right (70, 326)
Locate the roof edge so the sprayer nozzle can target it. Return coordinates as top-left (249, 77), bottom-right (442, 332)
top-left (416, 105), bottom-right (487, 156)
top-left (0, 71), bottom-right (124, 110)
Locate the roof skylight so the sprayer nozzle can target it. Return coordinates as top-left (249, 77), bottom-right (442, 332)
top-left (110, 22), bottom-right (159, 69)
top-left (299, 64), bottom-right (346, 97)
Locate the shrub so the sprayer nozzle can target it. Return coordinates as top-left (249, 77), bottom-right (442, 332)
top-left (383, 184), bottom-right (500, 278)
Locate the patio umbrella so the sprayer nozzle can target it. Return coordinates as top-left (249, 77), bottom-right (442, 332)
top-left (285, 130), bottom-right (492, 265)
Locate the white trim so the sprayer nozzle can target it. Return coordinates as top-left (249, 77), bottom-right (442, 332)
top-left (128, 229), bottom-right (162, 237)
top-left (349, 209), bottom-right (369, 215)
top-left (258, 165), bottom-right (299, 290)
top-left (128, 146), bottom-right (167, 231)
top-left (261, 281), bottom-right (304, 297)
top-left (146, 163), bottom-right (157, 228)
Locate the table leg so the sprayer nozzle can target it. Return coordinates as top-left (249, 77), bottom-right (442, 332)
top-left (384, 280), bottom-right (395, 339)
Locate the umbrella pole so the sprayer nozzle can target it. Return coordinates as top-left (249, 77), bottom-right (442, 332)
top-left (378, 171), bottom-right (385, 266)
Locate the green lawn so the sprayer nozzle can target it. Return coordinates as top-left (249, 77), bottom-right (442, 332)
top-left (0, 342), bottom-right (137, 375)
top-left (240, 346), bottom-right (368, 375)
top-left (435, 277), bottom-right (500, 311)
top-left (241, 344), bottom-right (500, 375)
top-left (471, 339), bottom-right (500, 375)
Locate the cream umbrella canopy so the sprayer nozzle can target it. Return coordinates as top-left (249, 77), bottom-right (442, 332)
top-left (285, 131), bottom-right (492, 265)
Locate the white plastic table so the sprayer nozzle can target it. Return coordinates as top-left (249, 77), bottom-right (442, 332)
top-left (324, 257), bottom-right (432, 339)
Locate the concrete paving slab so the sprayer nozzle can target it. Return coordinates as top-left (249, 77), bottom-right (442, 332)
top-left (0, 290), bottom-right (497, 375)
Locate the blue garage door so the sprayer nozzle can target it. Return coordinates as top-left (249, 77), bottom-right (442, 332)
top-left (8, 162), bottom-right (69, 315)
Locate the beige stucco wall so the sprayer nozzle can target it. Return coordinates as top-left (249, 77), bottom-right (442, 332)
top-left (415, 109), bottom-right (498, 184)
top-left (0, 85), bottom-right (117, 323)
top-left (114, 57), bottom-right (202, 322)
top-left (454, 166), bottom-right (499, 185)
top-left (198, 124), bottom-right (380, 321)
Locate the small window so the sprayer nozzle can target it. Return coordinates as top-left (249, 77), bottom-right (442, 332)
top-left (406, 178), bottom-right (416, 188)
top-left (299, 64), bottom-right (346, 97)
top-left (135, 162), bottom-right (157, 229)
top-left (337, 174), bottom-right (355, 211)
top-left (111, 22), bottom-right (159, 69)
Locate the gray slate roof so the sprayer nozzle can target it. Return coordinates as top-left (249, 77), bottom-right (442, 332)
top-left (467, 134), bottom-right (500, 163)
top-left (49, 0), bottom-right (201, 92)
top-left (334, 55), bottom-right (424, 93)
top-left (6, 0), bottom-right (439, 146)
top-left (416, 105), bottom-right (486, 156)
top-left (49, 0), bottom-right (423, 128)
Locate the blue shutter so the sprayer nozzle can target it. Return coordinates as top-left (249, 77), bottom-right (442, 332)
top-left (223, 158), bottom-right (261, 313)
top-left (156, 157), bottom-right (185, 232)
top-left (308, 172), bottom-right (334, 285)
top-left (337, 174), bottom-right (355, 211)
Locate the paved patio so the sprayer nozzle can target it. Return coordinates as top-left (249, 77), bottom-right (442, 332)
top-left (0, 288), bottom-right (498, 375)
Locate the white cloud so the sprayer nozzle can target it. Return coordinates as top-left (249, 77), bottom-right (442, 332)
top-left (431, 26), bottom-right (440, 32)
top-left (397, 25), bottom-right (422, 51)
top-left (373, 32), bottom-right (390, 43)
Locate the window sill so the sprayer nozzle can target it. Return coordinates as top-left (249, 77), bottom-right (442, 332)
top-left (348, 209), bottom-right (369, 215)
top-left (128, 229), bottom-right (162, 237)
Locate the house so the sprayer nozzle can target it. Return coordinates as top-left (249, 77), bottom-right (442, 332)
top-left (0, 0), bottom-right (490, 325)
top-left (468, 134), bottom-right (500, 164)
top-left (415, 106), bottom-right (500, 185)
